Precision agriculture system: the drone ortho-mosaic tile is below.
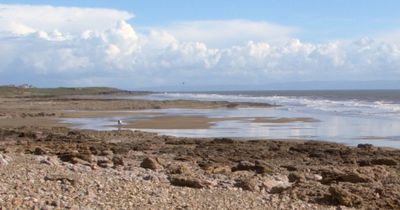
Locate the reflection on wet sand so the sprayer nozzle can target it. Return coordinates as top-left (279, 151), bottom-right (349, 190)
top-left (60, 107), bottom-right (400, 148)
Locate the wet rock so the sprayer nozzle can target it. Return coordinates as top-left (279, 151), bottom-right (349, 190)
top-left (169, 176), bottom-right (215, 189)
top-left (34, 147), bottom-right (47, 155)
top-left (329, 186), bottom-right (363, 207)
top-left (140, 157), bottom-right (163, 171)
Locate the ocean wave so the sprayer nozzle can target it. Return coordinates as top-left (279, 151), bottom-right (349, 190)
top-left (143, 92), bottom-right (400, 118)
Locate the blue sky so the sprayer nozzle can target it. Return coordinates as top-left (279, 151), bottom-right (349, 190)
top-left (3, 0), bottom-right (400, 42)
top-left (0, 1), bottom-right (400, 89)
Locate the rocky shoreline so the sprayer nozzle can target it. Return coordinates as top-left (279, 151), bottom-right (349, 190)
top-left (1, 127), bottom-right (399, 209)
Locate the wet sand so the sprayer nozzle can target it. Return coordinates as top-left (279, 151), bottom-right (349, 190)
top-left (253, 117), bottom-right (319, 123)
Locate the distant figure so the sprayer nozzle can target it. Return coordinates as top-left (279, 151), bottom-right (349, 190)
top-left (182, 81), bottom-right (185, 85)
top-left (117, 120), bottom-right (123, 125)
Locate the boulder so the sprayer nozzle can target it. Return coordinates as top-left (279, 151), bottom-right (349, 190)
top-left (167, 164), bottom-right (190, 175)
top-left (232, 160), bottom-right (255, 172)
top-left (140, 157), bottom-right (163, 171)
top-left (101, 150), bottom-right (114, 156)
top-left (288, 172), bottom-right (304, 183)
top-left (235, 178), bottom-right (260, 191)
top-left (320, 169), bottom-right (371, 184)
top-left (34, 147), bottom-right (47, 155)
top-left (370, 158), bottom-right (397, 166)
top-left (169, 176), bottom-right (215, 189)
top-left (112, 156), bottom-right (124, 167)
top-left (209, 165), bottom-right (231, 174)
top-left (97, 159), bottom-right (113, 168)
top-left (232, 160), bottom-right (273, 174)
top-left (254, 160), bottom-right (273, 174)
top-left (262, 175), bottom-right (291, 193)
top-left (357, 144), bottom-right (373, 149)
top-left (329, 186), bottom-right (363, 207)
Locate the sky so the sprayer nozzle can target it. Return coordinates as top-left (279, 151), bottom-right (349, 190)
top-left (1, 0), bottom-right (400, 90)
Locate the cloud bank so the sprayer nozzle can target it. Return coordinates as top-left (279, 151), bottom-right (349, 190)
top-left (1, 4), bottom-right (400, 89)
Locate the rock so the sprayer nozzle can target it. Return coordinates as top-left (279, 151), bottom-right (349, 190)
top-left (232, 160), bottom-right (273, 174)
top-left (254, 160), bottom-right (273, 174)
top-left (212, 138), bottom-right (235, 144)
top-left (169, 176), bottom-right (215, 189)
top-left (261, 175), bottom-right (291, 194)
top-left (97, 159), bottom-right (113, 168)
top-left (140, 157), bottom-right (163, 171)
top-left (112, 156), bottom-right (124, 167)
top-left (234, 178), bottom-right (260, 191)
top-left (281, 165), bottom-right (297, 171)
top-left (0, 154), bottom-right (10, 166)
top-left (58, 151), bottom-right (79, 163)
top-left (370, 158), bottom-right (397, 166)
top-left (34, 147), bottom-right (47, 155)
top-left (38, 156), bottom-right (58, 166)
top-left (329, 186), bottom-right (363, 207)
top-left (232, 161), bottom-right (255, 172)
top-left (167, 164), bottom-right (190, 174)
top-left (305, 173), bottom-right (323, 181)
top-left (101, 150), bottom-right (114, 156)
top-left (288, 172), bottom-right (304, 183)
top-left (208, 165), bottom-right (231, 174)
top-left (44, 175), bottom-right (77, 186)
top-left (357, 159), bottom-right (371, 166)
top-left (77, 154), bottom-right (96, 163)
top-left (357, 144), bottom-right (373, 149)
top-left (321, 169), bottom-right (371, 184)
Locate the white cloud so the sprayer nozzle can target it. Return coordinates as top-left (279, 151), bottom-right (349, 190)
top-left (0, 4), bottom-right (400, 89)
top-left (0, 4), bottom-right (133, 35)
top-left (149, 19), bottom-right (297, 48)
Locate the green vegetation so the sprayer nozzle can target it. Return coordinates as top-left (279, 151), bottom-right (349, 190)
top-left (0, 86), bottom-right (123, 97)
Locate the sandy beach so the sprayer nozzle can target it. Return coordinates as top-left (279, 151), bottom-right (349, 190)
top-left (0, 90), bottom-right (399, 209)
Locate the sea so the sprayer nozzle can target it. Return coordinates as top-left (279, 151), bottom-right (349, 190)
top-left (65, 90), bottom-right (400, 148)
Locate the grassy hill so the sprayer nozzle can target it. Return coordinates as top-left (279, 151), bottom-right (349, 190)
top-left (0, 86), bottom-right (126, 97)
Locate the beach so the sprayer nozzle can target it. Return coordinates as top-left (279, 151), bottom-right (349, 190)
top-left (0, 88), bottom-right (400, 209)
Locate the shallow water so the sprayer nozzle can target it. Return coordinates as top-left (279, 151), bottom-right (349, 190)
top-left (62, 107), bottom-right (400, 148)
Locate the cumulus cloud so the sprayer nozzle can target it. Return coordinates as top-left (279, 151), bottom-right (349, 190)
top-left (0, 4), bottom-right (400, 89)
top-left (148, 20), bottom-right (297, 48)
top-left (0, 4), bottom-right (133, 35)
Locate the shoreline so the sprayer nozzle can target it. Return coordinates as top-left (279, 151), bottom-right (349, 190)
top-left (0, 93), bottom-right (399, 209)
